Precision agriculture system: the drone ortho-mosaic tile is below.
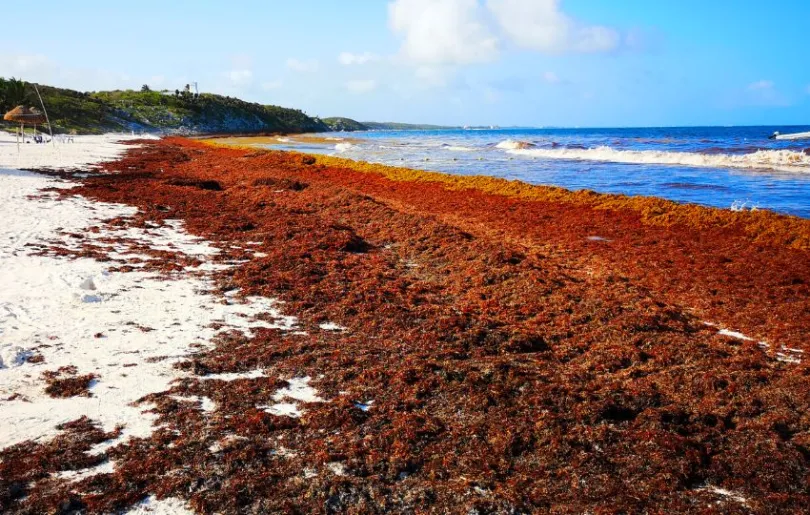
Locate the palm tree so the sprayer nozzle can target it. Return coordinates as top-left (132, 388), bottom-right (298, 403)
top-left (0, 77), bottom-right (28, 111)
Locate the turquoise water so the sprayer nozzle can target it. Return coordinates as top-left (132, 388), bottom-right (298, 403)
top-left (268, 126), bottom-right (810, 218)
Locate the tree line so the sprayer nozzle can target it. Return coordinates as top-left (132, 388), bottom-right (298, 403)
top-left (0, 77), bottom-right (30, 112)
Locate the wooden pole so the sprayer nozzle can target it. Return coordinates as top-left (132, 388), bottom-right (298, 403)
top-left (33, 84), bottom-right (54, 146)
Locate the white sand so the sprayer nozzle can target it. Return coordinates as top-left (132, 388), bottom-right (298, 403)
top-left (0, 131), bottom-right (155, 170)
top-left (0, 133), bottom-right (299, 456)
top-left (261, 376), bottom-right (324, 418)
top-left (127, 496), bottom-right (195, 515)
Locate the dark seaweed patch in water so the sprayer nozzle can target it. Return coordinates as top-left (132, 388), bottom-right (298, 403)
top-left (662, 182), bottom-right (730, 191)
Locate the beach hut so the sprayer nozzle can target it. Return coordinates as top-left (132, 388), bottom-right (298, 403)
top-left (4, 105), bottom-right (47, 145)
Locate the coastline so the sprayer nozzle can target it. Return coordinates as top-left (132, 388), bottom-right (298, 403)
top-left (206, 137), bottom-right (810, 349)
top-left (2, 135), bottom-right (810, 512)
top-left (208, 128), bottom-right (810, 223)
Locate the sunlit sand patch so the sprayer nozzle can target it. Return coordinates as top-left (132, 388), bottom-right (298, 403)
top-left (170, 395), bottom-right (216, 412)
top-left (262, 376), bottom-right (324, 418)
top-left (55, 459), bottom-right (116, 483)
top-left (696, 485), bottom-right (749, 507)
top-left (705, 322), bottom-right (803, 364)
top-left (199, 369), bottom-right (266, 381)
top-left (126, 495), bottom-right (195, 515)
top-left (319, 322), bottom-right (346, 331)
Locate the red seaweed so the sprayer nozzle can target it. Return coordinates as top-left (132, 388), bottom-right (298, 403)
top-left (6, 137), bottom-right (809, 513)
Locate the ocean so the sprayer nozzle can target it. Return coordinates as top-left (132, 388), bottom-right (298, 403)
top-left (266, 126), bottom-right (810, 218)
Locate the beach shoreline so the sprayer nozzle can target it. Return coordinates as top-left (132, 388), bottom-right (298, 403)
top-left (211, 127), bottom-right (810, 219)
top-left (2, 135), bottom-right (810, 512)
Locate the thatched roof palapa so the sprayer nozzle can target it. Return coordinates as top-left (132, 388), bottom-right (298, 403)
top-left (4, 105), bottom-right (47, 125)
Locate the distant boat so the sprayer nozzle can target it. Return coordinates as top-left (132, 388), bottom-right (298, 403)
top-left (769, 130), bottom-right (810, 140)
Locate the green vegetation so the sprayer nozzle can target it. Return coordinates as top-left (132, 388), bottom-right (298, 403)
top-left (1, 77), bottom-right (455, 135)
top-left (0, 78), bottom-right (329, 135)
top-left (0, 77), bottom-right (31, 113)
top-left (322, 117), bottom-right (369, 131)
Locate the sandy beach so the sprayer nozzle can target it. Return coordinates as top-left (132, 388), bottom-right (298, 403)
top-left (1, 134), bottom-right (810, 512)
top-left (0, 134), bottom-right (295, 513)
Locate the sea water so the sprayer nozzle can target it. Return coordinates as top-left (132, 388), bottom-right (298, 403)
top-left (267, 126), bottom-right (810, 218)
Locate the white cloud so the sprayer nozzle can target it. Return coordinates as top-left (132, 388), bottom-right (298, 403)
top-left (338, 52), bottom-right (379, 66)
top-left (486, 0), bottom-right (620, 53)
top-left (261, 80), bottom-right (283, 91)
top-left (748, 79), bottom-right (774, 91)
top-left (0, 54), bottom-right (54, 81)
top-left (542, 71), bottom-right (560, 84)
top-left (415, 66), bottom-right (452, 87)
top-left (0, 54), bottom-right (50, 76)
top-left (744, 80), bottom-right (789, 107)
top-left (286, 58), bottom-right (319, 73)
top-left (226, 69), bottom-right (253, 87)
top-left (0, 53), bottom-right (137, 91)
top-left (388, 0), bottom-right (499, 65)
top-left (346, 79), bottom-right (378, 94)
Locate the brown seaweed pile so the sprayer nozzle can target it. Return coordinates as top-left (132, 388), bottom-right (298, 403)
top-left (2, 138), bottom-right (809, 514)
top-left (41, 366), bottom-right (98, 398)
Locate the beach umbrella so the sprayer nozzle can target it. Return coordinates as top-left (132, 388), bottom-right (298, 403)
top-left (4, 106), bottom-right (47, 145)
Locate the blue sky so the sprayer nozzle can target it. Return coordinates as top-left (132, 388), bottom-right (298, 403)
top-left (1, 0), bottom-right (808, 127)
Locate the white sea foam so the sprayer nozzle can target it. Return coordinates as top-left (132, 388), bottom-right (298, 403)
top-left (506, 146), bottom-right (810, 173)
top-left (335, 142), bottom-right (354, 152)
top-left (730, 200), bottom-right (759, 212)
top-left (496, 140), bottom-right (535, 150)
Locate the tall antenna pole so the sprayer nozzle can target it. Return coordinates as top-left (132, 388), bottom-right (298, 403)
top-left (32, 84), bottom-right (54, 146)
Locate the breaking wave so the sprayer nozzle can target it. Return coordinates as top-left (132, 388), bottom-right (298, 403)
top-left (334, 142), bottom-right (355, 152)
top-left (442, 144), bottom-right (475, 152)
top-left (495, 140), bottom-right (536, 150)
top-left (730, 200), bottom-right (760, 212)
top-left (506, 146), bottom-right (810, 173)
